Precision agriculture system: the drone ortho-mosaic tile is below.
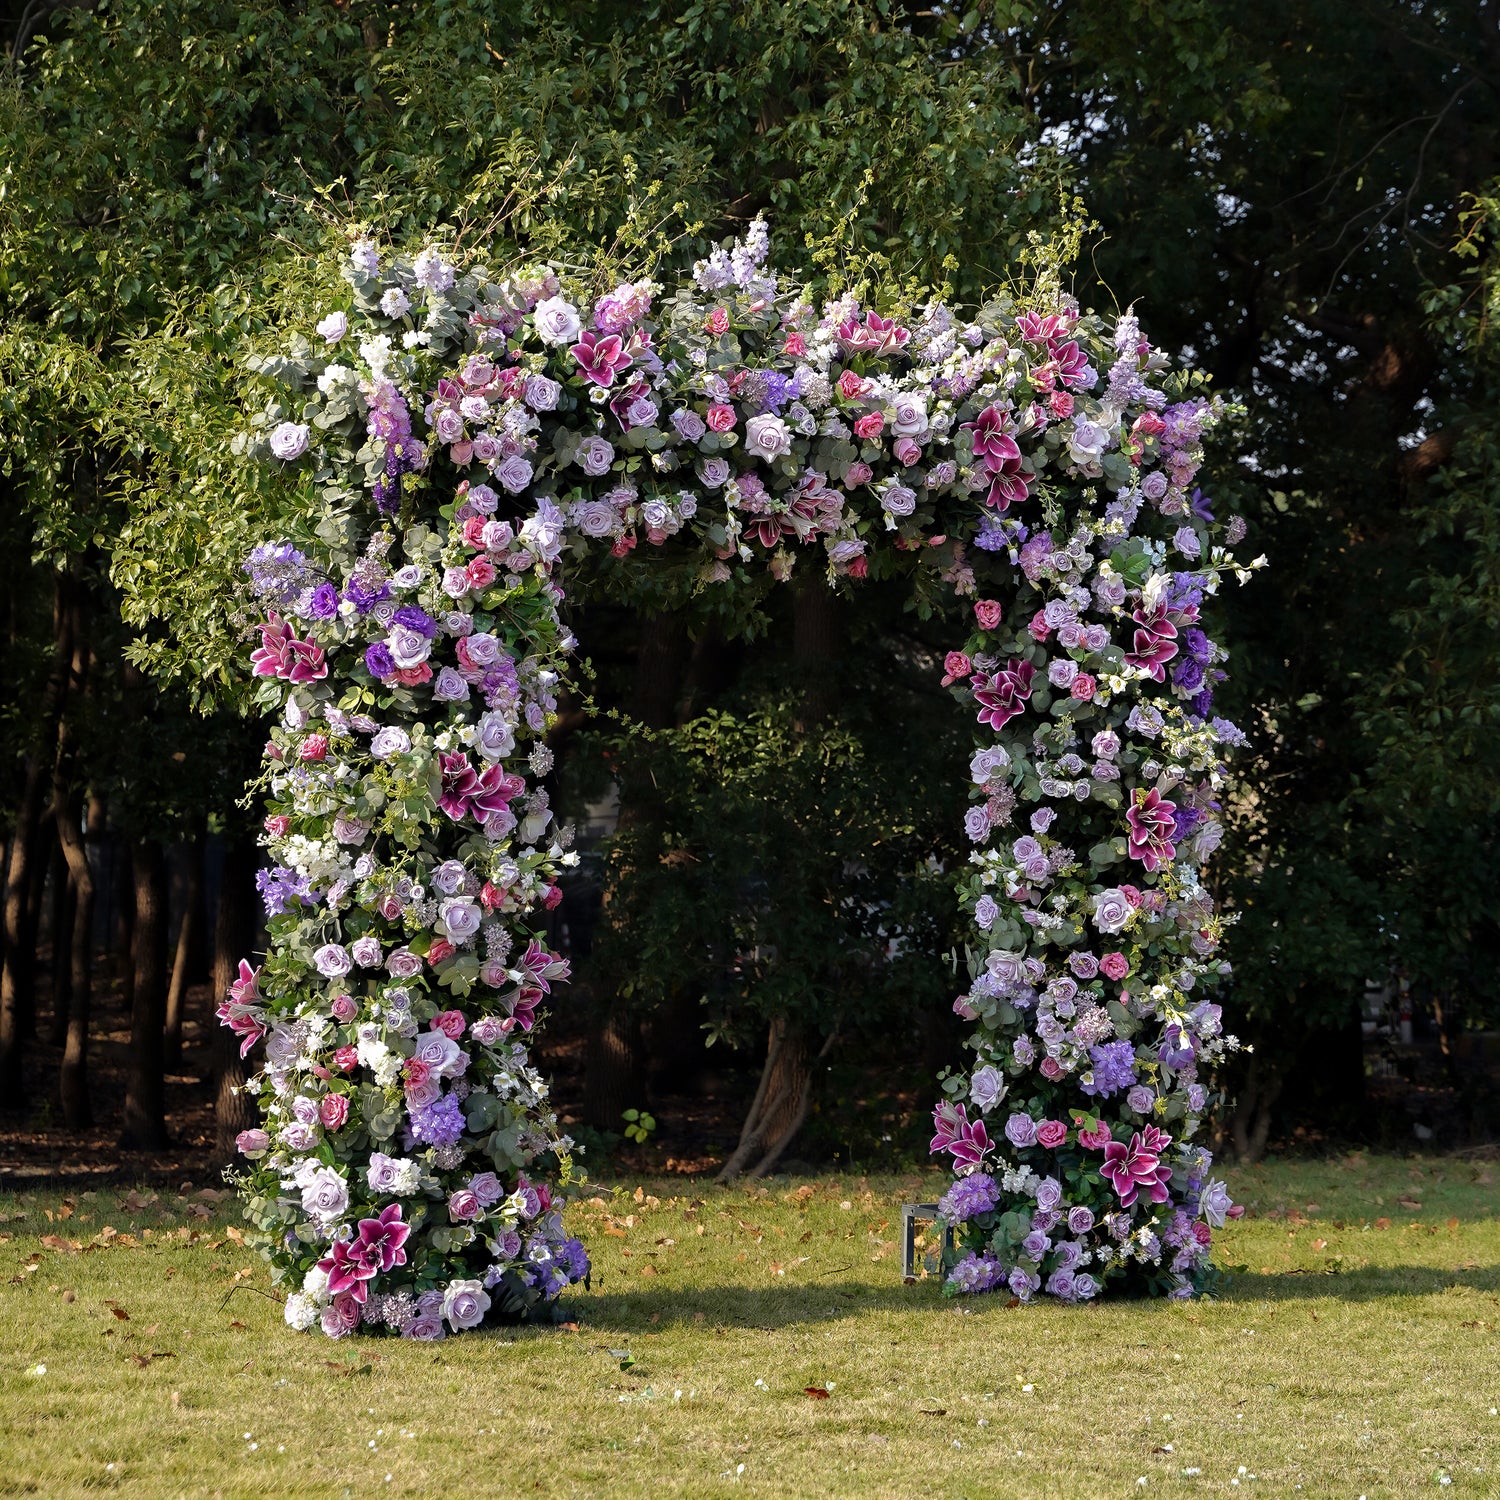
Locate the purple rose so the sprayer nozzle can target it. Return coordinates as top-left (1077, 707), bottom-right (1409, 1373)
top-left (469, 1172), bottom-right (502, 1206)
top-left (964, 806), bottom-right (991, 843)
top-left (449, 1188), bottom-right (482, 1221)
top-left (493, 455), bottom-right (534, 494)
top-left (369, 725), bottom-right (410, 758)
top-left (576, 436), bottom-right (615, 476)
top-left (526, 375), bottom-right (561, 410)
top-left (1034, 1176), bottom-right (1063, 1213)
top-left (1066, 1206), bottom-right (1095, 1235)
top-left (1045, 1268), bottom-right (1077, 1300)
top-left (432, 666), bottom-right (470, 702)
top-left (1004, 1112), bottom-right (1038, 1149)
top-left (970, 1065), bottom-right (1006, 1112)
top-left (1021, 1229), bottom-right (1051, 1261)
top-left (269, 422), bottom-right (310, 461)
top-left (236, 1128), bottom-right (271, 1158)
top-left (974, 895), bottom-right (998, 929)
top-left (442, 1278), bottom-right (491, 1331)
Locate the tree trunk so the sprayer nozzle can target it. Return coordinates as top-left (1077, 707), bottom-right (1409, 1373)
top-left (55, 593), bottom-right (94, 1132)
top-left (0, 572), bottom-right (73, 1109)
top-left (212, 838), bottom-right (258, 1156)
top-left (716, 577), bottom-right (845, 1180)
top-left (717, 1018), bottom-right (833, 1180)
top-left (120, 838), bottom-right (170, 1149)
top-left (111, 832), bottom-right (136, 1012)
top-left (1229, 1047), bottom-right (1283, 1164)
top-left (163, 836), bottom-right (203, 1072)
top-left (49, 852), bottom-right (74, 1046)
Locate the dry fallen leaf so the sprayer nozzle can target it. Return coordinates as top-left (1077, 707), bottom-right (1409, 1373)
top-left (110, 1307), bottom-right (131, 1321)
top-left (1398, 1196), bottom-right (1422, 1211)
top-left (639, 1263), bottom-right (660, 1278)
top-left (804, 1387), bottom-right (830, 1400)
top-left (1375, 1217), bottom-right (1392, 1230)
top-left (1312, 1239), bottom-right (1328, 1251)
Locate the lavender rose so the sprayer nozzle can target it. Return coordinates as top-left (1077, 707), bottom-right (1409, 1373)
top-left (744, 413), bottom-right (792, 462)
top-left (532, 296), bottom-right (581, 346)
top-left (350, 936), bottom-right (382, 968)
top-left (1090, 888), bottom-right (1133, 934)
top-left (313, 943), bottom-right (352, 979)
top-left (269, 422), bottom-right (310, 461)
top-left (442, 1279), bottom-right (491, 1331)
top-left (369, 726), bottom-right (410, 759)
top-left (576, 435), bottom-right (616, 476)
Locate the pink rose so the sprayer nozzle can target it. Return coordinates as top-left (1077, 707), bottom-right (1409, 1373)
top-left (1028, 610), bottom-right (1052, 642)
top-left (1035, 1119), bottom-right (1068, 1149)
top-left (845, 461), bottom-right (873, 486)
top-left (782, 332), bottom-right (806, 356)
top-left (852, 412), bottom-right (885, 440)
top-left (461, 516), bottom-right (488, 548)
top-left (1119, 885), bottom-right (1144, 907)
top-left (1039, 1056), bottom-right (1066, 1080)
top-left (705, 403), bottom-right (736, 432)
top-left (393, 663), bottom-right (432, 688)
top-left (427, 938), bottom-right (456, 966)
top-left (264, 814), bottom-right (290, 836)
top-left (893, 436), bottom-right (922, 467)
top-left (333, 1045), bottom-right (358, 1073)
top-left (543, 883), bottom-right (564, 910)
top-left (319, 1094), bottom-right (349, 1131)
top-left (330, 993), bottom-right (358, 1023)
top-left (1070, 673), bottom-right (1096, 701)
top-left (432, 1009), bottom-right (467, 1040)
top-left (974, 599), bottom-right (1003, 631)
top-left (466, 557), bottom-right (497, 589)
top-left (402, 1057), bottom-right (432, 1089)
top-left (705, 308), bottom-right (729, 335)
top-left (1049, 390), bottom-right (1075, 419)
top-left (387, 948), bottom-right (423, 978)
top-left (1099, 951), bottom-right (1130, 980)
top-left (236, 1128), bottom-right (271, 1157)
top-left (300, 734), bottom-right (329, 762)
top-left (837, 369), bottom-right (865, 399)
top-left (942, 651), bottom-right (973, 684)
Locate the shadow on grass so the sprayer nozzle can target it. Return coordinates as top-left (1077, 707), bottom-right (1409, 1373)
top-left (552, 1263), bottom-right (1500, 1332)
top-left (1221, 1264), bottom-right (1500, 1301)
top-left (558, 1276), bottom-right (946, 1332)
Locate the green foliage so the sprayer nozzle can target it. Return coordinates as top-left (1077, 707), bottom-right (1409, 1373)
top-left (621, 1108), bottom-right (657, 1144)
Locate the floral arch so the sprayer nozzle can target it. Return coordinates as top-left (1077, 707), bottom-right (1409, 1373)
top-left (221, 222), bottom-right (1254, 1339)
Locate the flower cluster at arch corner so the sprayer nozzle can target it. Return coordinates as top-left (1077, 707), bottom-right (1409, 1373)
top-left (225, 219), bottom-right (1261, 1332)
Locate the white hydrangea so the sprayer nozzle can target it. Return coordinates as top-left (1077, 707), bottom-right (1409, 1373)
top-left (283, 1292), bottom-right (320, 1331)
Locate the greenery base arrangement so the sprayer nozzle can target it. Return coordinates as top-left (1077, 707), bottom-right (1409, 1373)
top-left (223, 221), bottom-right (1257, 1334)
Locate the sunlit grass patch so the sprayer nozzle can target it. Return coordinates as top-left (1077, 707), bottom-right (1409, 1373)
top-left (0, 1156), bottom-right (1496, 1497)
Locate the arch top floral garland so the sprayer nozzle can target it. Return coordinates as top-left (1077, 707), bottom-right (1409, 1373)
top-left (223, 220), bottom-right (1258, 1337)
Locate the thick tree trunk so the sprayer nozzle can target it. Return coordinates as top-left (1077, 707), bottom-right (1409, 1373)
top-left (49, 852), bottom-right (74, 1046)
top-left (163, 836), bottom-right (203, 1073)
top-left (0, 573), bottom-right (73, 1109)
top-left (718, 578), bottom-right (844, 1180)
top-left (55, 595), bottom-right (94, 1132)
top-left (121, 838), bottom-right (170, 1149)
top-left (1229, 1047), bottom-right (1283, 1164)
top-left (212, 838), bottom-right (257, 1156)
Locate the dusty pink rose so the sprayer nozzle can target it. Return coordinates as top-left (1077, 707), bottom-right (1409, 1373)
top-left (264, 814), bottom-right (291, 836)
top-left (427, 938), bottom-right (456, 965)
top-left (330, 993), bottom-right (358, 1023)
top-left (1035, 1119), bottom-right (1068, 1149)
top-left (893, 436), bottom-right (922, 467)
top-left (853, 412), bottom-right (885, 440)
top-left (319, 1094), bottom-right (349, 1130)
top-left (466, 557), bottom-right (497, 589)
top-left (837, 369), bottom-right (865, 399)
top-left (1070, 673), bottom-right (1097, 701)
top-left (300, 733), bottom-right (329, 762)
top-left (448, 1188), bottom-right (482, 1221)
top-left (1099, 951), bottom-right (1130, 980)
top-left (974, 599), bottom-right (1003, 631)
top-left (845, 461), bottom-right (874, 486)
top-left (333, 1045), bottom-right (358, 1073)
top-left (432, 1009), bottom-right (467, 1040)
top-left (705, 307), bottom-right (729, 335)
top-left (942, 651), bottom-right (973, 685)
top-left (705, 403), bottom-right (736, 432)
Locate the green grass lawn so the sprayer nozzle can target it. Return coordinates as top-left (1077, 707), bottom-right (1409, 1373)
top-left (0, 1153), bottom-right (1496, 1498)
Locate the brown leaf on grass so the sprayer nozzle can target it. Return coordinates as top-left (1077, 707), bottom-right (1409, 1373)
top-left (785, 1185), bottom-right (815, 1205)
top-left (1004, 1297), bottom-right (1022, 1310)
top-left (121, 1190), bottom-right (155, 1214)
top-left (57, 1201), bottom-right (75, 1221)
top-left (1375, 1217), bottom-right (1392, 1230)
top-left (229, 1321), bottom-right (246, 1329)
top-left (186, 1204), bottom-right (212, 1220)
top-left (110, 1307), bottom-right (130, 1321)
top-left (639, 1263), bottom-right (660, 1277)
top-left (40, 1235), bottom-right (80, 1253)
top-left (804, 1387), bottom-right (830, 1400)
top-left (1448, 1217), bottom-right (1461, 1231)
top-left (1398, 1196), bottom-right (1422, 1211)
top-left (557, 1322), bottom-right (581, 1333)
top-left (129, 1354), bottom-right (151, 1368)
top-left (918, 1407), bottom-right (947, 1416)
top-left (1312, 1239), bottom-right (1328, 1251)
top-left (799, 1230), bottom-right (813, 1244)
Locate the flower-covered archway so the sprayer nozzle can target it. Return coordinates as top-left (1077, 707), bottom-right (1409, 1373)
top-left (222, 222), bottom-right (1255, 1338)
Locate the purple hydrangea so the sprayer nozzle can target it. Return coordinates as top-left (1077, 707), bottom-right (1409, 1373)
top-left (409, 1094), bottom-right (465, 1146)
top-left (256, 865), bottom-right (316, 917)
top-left (243, 543), bottom-right (309, 603)
top-left (946, 1251), bottom-right (1007, 1294)
top-left (937, 1173), bottom-right (1001, 1223)
top-left (1082, 1040), bottom-right (1138, 1098)
top-left (392, 605), bottom-right (438, 638)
